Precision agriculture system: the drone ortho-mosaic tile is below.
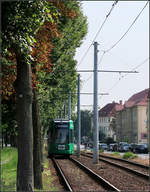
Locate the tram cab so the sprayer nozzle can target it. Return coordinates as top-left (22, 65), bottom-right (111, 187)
top-left (48, 119), bottom-right (74, 156)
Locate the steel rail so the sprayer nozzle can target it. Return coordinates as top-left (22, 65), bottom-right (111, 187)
top-left (85, 152), bottom-right (149, 169)
top-left (51, 157), bottom-right (73, 192)
top-left (98, 153), bottom-right (149, 169)
top-left (81, 153), bottom-right (149, 180)
top-left (70, 157), bottom-right (120, 192)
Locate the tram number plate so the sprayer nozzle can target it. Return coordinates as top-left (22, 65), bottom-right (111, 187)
top-left (58, 145), bottom-right (65, 150)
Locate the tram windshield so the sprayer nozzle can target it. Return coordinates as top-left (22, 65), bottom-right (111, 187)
top-left (54, 124), bottom-right (69, 144)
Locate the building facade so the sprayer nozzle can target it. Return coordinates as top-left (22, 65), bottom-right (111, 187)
top-left (98, 101), bottom-right (123, 141)
top-left (116, 89), bottom-right (149, 144)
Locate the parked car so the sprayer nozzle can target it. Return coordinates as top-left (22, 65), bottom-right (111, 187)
top-left (119, 142), bottom-right (128, 146)
top-left (134, 143), bottom-right (148, 153)
top-left (118, 143), bottom-right (129, 152)
top-left (87, 142), bottom-right (93, 148)
top-left (129, 143), bottom-right (138, 152)
top-left (99, 143), bottom-right (108, 150)
top-left (108, 144), bottom-right (114, 151)
top-left (108, 143), bottom-right (118, 151)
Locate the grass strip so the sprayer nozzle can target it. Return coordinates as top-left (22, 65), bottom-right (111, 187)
top-left (1, 146), bottom-right (59, 191)
top-left (1, 147), bottom-right (17, 191)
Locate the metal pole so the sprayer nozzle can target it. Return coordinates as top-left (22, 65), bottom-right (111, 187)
top-left (68, 91), bottom-right (71, 120)
top-left (77, 74), bottom-right (81, 157)
top-left (93, 42), bottom-right (99, 164)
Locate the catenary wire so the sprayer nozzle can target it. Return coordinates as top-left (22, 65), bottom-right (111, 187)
top-left (98, 1), bottom-right (149, 100)
top-left (77, 0), bottom-right (119, 67)
top-left (95, 3), bottom-right (149, 91)
top-left (79, 2), bottom-right (148, 109)
top-left (92, 0), bottom-right (118, 43)
top-left (99, 57), bottom-right (149, 100)
top-left (103, 1), bottom-right (149, 53)
top-left (83, 1), bottom-right (148, 89)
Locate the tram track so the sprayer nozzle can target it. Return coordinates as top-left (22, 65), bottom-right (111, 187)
top-left (51, 157), bottom-right (73, 191)
top-left (52, 156), bottom-right (120, 191)
top-left (72, 154), bottom-right (149, 191)
top-left (70, 157), bottom-right (120, 192)
top-left (81, 152), bottom-right (149, 180)
top-left (99, 153), bottom-right (149, 169)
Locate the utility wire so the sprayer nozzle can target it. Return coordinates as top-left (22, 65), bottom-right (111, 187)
top-left (77, 0), bottom-right (119, 67)
top-left (104, 1), bottom-right (149, 53)
top-left (84, 1), bottom-right (148, 86)
top-left (129, 57), bottom-right (149, 71)
top-left (99, 57), bottom-right (149, 100)
top-left (98, 1), bottom-right (148, 98)
top-left (98, 1), bottom-right (148, 99)
top-left (92, 0), bottom-right (118, 43)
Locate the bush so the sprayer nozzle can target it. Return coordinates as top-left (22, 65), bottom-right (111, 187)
top-left (122, 152), bottom-right (137, 159)
top-left (99, 149), bottom-right (104, 153)
top-left (112, 152), bottom-right (120, 156)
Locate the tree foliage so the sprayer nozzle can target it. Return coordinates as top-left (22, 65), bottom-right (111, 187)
top-left (38, 1), bottom-right (88, 134)
top-left (74, 110), bottom-right (92, 139)
top-left (1, 0), bottom-right (88, 190)
top-left (2, 1), bottom-right (59, 191)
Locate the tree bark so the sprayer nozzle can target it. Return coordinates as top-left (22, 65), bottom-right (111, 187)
top-left (40, 129), bottom-right (44, 168)
top-left (15, 53), bottom-right (33, 191)
top-left (32, 89), bottom-right (43, 189)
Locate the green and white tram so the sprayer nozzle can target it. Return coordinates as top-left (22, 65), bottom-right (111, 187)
top-left (47, 119), bottom-right (74, 157)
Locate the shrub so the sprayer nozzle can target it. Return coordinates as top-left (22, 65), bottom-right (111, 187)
top-left (112, 152), bottom-right (120, 156)
top-left (99, 149), bottom-right (104, 153)
top-left (123, 152), bottom-right (137, 159)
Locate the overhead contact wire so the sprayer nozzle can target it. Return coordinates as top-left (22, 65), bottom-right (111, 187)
top-left (99, 57), bottom-right (149, 100)
top-left (104, 1), bottom-right (149, 53)
top-left (77, 0), bottom-right (119, 67)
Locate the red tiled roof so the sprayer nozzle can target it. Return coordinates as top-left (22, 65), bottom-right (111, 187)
top-left (99, 89), bottom-right (149, 116)
top-left (147, 89), bottom-right (150, 99)
top-left (115, 104), bottom-right (124, 111)
top-left (99, 102), bottom-right (123, 117)
top-left (124, 88), bottom-right (149, 108)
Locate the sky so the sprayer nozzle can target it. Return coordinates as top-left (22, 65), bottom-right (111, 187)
top-left (74, 1), bottom-right (149, 110)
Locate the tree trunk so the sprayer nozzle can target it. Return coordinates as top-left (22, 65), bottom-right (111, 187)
top-left (32, 89), bottom-right (43, 189)
top-left (41, 129), bottom-right (44, 168)
top-left (15, 53), bottom-right (33, 191)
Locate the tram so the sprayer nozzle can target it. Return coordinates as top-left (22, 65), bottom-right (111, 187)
top-left (47, 119), bottom-right (74, 157)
